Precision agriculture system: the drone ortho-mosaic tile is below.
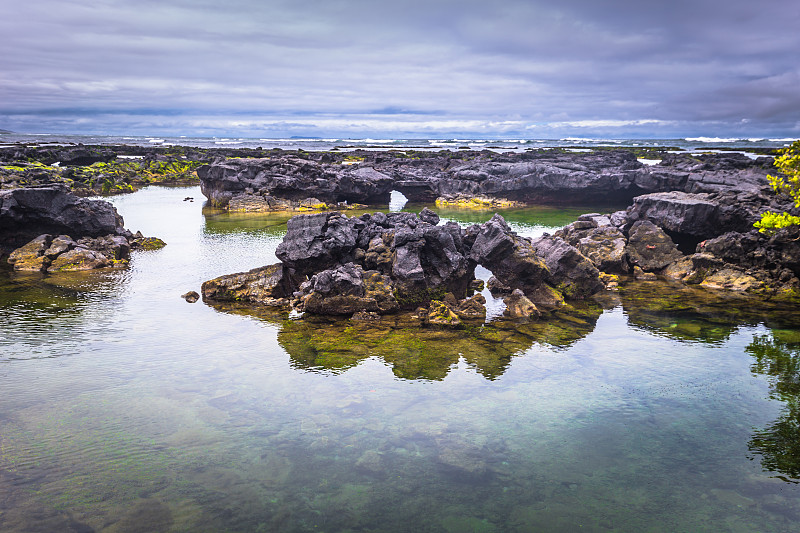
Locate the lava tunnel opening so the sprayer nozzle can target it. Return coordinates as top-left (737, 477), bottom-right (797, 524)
top-left (664, 230), bottom-right (704, 255)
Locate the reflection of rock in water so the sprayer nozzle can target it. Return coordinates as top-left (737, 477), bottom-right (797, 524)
top-left (205, 300), bottom-right (602, 381)
top-left (617, 280), bottom-right (800, 344)
top-left (746, 332), bottom-right (800, 482)
top-left (0, 269), bottom-right (128, 361)
top-left (611, 281), bottom-right (800, 482)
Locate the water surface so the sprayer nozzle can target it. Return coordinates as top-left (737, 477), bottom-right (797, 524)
top-left (2, 186), bottom-right (800, 532)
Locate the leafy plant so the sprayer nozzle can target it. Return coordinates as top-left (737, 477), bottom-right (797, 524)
top-left (756, 140), bottom-right (800, 233)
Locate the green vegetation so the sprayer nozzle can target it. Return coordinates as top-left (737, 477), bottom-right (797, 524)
top-left (0, 156), bottom-right (203, 195)
top-left (746, 331), bottom-right (800, 481)
top-left (67, 159), bottom-right (203, 193)
top-left (756, 140), bottom-right (800, 233)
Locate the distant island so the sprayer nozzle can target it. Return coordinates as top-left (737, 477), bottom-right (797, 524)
top-left (0, 129), bottom-right (12, 134)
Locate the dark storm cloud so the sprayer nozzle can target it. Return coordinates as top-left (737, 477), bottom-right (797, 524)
top-left (1, 0), bottom-right (798, 136)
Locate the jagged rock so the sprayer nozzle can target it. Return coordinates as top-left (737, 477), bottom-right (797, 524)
top-left (454, 293), bottom-right (487, 319)
top-left (425, 300), bottom-right (462, 326)
top-left (7, 232), bottom-right (139, 272)
top-left (627, 191), bottom-right (723, 239)
top-left (361, 234), bottom-right (394, 271)
top-left (625, 220), bottom-right (683, 271)
top-left (633, 266), bottom-right (658, 281)
top-left (556, 216), bottom-right (629, 274)
top-left (7, 234), bottom-right (51, 271)
top-left (530, 234), bottom-right (605, 299)
top-left (599, 272), bottom-right (620, 290)
top-left (198, 157), bottom-right (394, 207)
top-left (657, 226), bottom-right (800, 295)
top-left (418, 207), bottom-right (440, 225)
top-left (77, 235), bottom-right (131, 261)
top-left (661, 256), bottom-right (695, 281)
top-left (275, 212), bottom-right (359, 276)
top-left (576, 226), bottom-right (629, 274)
top-left (47, 248), bottom-right (111, 271)
top-left (609, 210), bottom-right (629, 228)
top-left (197, 150), bottom-right (773, 211)
top-left (486, 276), bottom-right (512, 295)
top-left (469, 214), bottom-right (554, 305)
top-left (44, 235), bottom-right (76, 258)
top-left (391, 221), bottom-right (474, 301)
top-left (469, 279), bottom-right (485, 292)
top-left (699, 228), bottom-right (800, 276)
top-left (201, 263), bottom-right (296, 307)
top-left (0, 186), bottom-right (127, 250)
top-left (296, 263), bottom-right (399, 315)
top-left (275, 210), bottom-right (474, 308)
top-left (503, 289), bottom-right (540, 319)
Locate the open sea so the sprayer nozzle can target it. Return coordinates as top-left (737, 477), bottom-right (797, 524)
top-left (1, 133), bottom-right (797, 153)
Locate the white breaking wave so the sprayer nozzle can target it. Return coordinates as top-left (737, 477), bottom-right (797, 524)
top-left (685, 137), bottom-right (742, 143)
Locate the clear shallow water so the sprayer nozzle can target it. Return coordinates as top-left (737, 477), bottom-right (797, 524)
top-left (2, 187), bottom-right (800, 532)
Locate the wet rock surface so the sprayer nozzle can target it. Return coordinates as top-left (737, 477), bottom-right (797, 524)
top-left (553, 201), bottom-right (800, 298)
top-left (0, 185), bottom-right (125, 249)
top-left (201, 263), bottom-right (297, 307)
top-left (2, 186), bottom-right (164, 272)
top-left (196, 149), bottom-right (778, 210)
top-left (192, 147), bottom-right (800, 312)
top-left (205, 209), bottom-right (605, 319)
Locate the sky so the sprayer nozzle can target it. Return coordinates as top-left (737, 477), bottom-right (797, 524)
top-left (1, 0), bottom-right (799, 138)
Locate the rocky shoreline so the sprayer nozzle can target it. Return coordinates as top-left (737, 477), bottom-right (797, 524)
top-left (3, 143), bottom-right (799, 315)
top-left (195, 148), bottom-right (779, 210)
top-left (198, 147), bottom-right (800, 321)
top-left (0, 185), bottom-right (165, 273)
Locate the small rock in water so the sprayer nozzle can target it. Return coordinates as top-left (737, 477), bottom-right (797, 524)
top-left (182, 291), bottom-right (200, 303)
top-left (352, 310), bottom-right (381, 321)
top-left (633, 266), bottom-right (658, 281)
top-left (504, 289), bottom-right (540, 319)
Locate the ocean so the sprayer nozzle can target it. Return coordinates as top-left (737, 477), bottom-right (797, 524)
top-left (1, 133), bottom-right (796, 153)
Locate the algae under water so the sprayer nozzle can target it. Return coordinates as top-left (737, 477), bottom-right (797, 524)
top-left (2, 186), bottom-right (800, 531)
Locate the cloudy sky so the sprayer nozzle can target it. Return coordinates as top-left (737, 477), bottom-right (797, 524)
top-left (1, 0), bottom-right (799, 138)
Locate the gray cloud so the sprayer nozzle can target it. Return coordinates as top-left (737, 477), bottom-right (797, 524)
top-left (1, 0), bottom-right (798, 137)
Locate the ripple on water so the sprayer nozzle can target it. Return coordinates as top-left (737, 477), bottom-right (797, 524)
top-left (3, 186), bottom-right (800, 531)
